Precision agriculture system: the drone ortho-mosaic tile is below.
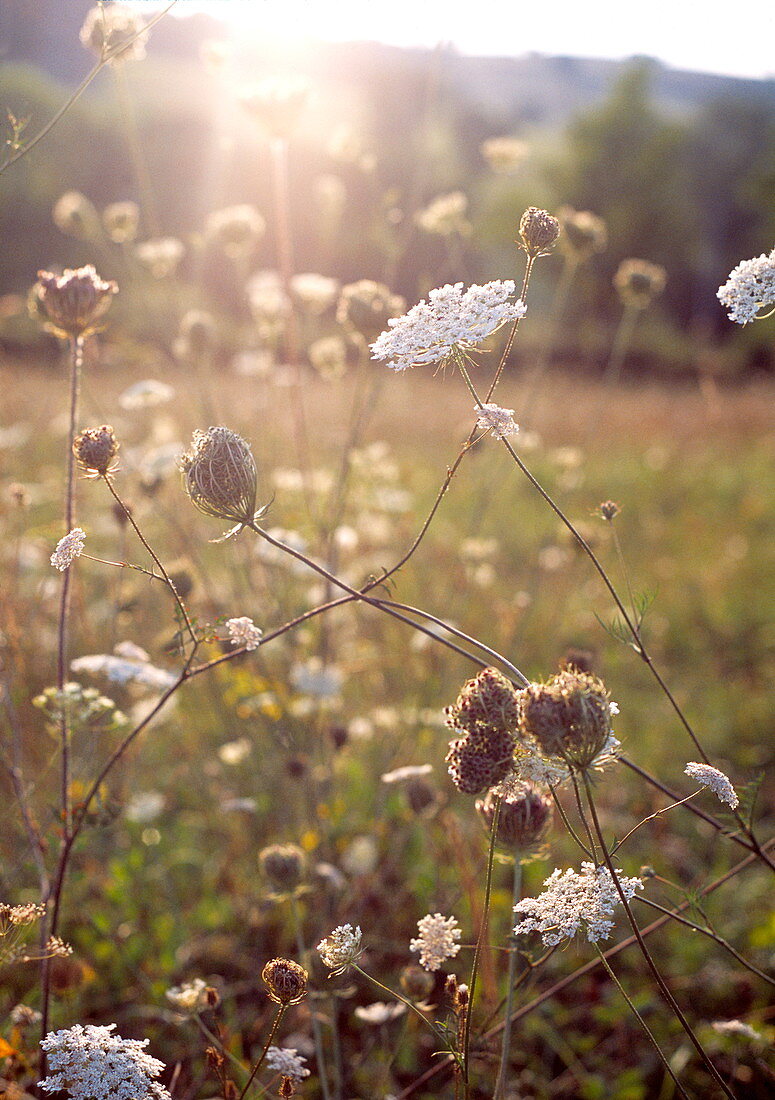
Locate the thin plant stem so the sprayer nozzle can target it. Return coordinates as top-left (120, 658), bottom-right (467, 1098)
top-left (581, 773), bottom-right (737, 1100)
top-left (352, 965), bottom-right (460, 1064)
top-left (289, 896), bottom-right (333, 1100)
top-left (571, 773), bottom-right (599, 862)
top-left (493, 859), bottom-right (522, 1100)
top-left (462, 794), bottom-right (501, 1092)
top-left (193, 1014), bottom-right (246, 1075)
top-left (592, 942), bottom-right (691, 1100)
top-left (100, 476), bottom-right (197, 647)
top-left (611, 792), bottom-right (698, 854)
top-left (112, 63), bottom-right (161, 236)
top-left (603, 300), bottom-right (640, 386)
top-left (519, 253), bottom-right (579, 424)
top-left (238, 1005), bottom-right (286, 1100)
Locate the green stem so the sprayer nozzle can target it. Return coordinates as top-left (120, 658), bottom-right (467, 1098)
top-left (593, 943), bottom-right (691, 1100)
top-left (581, 773), bottom-right (737, 1100)
top-left (352, 965), bottom-right (461, 1065)
top-left (238, 1005), bottom-right (287, 1100)
top-left (493, 859), bottom-right (522, 1099)
top-left (289, 896), bottom-right (334, 1100)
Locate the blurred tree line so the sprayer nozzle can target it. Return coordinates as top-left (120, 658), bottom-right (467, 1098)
top-left (0, 15), bottom-right (773, 374)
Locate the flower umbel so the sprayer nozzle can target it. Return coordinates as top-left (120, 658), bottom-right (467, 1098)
top-left (51, 528), bottom-right (86, 571)
top-left (224, 616), bottom-right (263, 651)
top-left (370, 281), bottom-right (526, 372)
top-left (317, 924), bottom-right (363, 974)
top-left (475, 403), bottom-right (519, 439)
top-left (684, 762), bottom-right (739, 809)
top-left (33, 266), bottom-right (117, 338)
top-left (74, 425), bottom-right (119, 477)
top-left (514, 862), bottom-right (643, 947)
top-left (266, 1047), bottom-right (311, 1081)
top-left (410, 913), bottom-right (462, 972)
top-left (262, 958), bottom-right (308, 1005)
top-left (39, 1023), bottom-right (171, 1099)
top-left (717, 249), bottom-right (775, 325)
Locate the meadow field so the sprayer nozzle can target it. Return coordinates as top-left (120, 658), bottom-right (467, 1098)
top-left (0, 4), bottom-right (774, 1100)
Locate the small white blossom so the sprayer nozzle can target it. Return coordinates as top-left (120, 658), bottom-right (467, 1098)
top-left (717, 249), bottom-right (775, 324)
top-left (71, 648), bottom-right (177, 691)
top-left (291, 658), bottom-right (343, 698)
top-left (684, 762), bottom-right (739, 809)
top-left (711, 1019), bottom-right (762, 1041)
top-left (165, 978), bottom-right (210, 1014)
top-left (410, 913), bottom-right (462, 972)
top-left (317, 924), bottom-right (363, 973)
top-left (371, 281), bottom-right (526, 372)
top-left (354, 1001), bottom-right (406, 1025)
top-left (514, 862), bottom-right (643, 947)
top-left (51, 528), bottom-right (85, 571)
top-left (381, 764), bottom-right (434, 784)
top-left (39, 1023), bottom-right (171, 1100)
top-left (119, 379), bottom-right (175, 410)
top-left (475, 403), bottom-right (519, 439)
top-left (266, 1046), bottom-right (311, 1080)
top-left (224, 616), bottom-right (263, 651)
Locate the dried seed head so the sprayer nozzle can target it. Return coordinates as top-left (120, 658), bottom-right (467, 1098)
top-left (180, 426), bottom-right (258, 527)
top-left (598, 500), bottom-right (620, 522)
top-left (261, 958), bottom-right (308, 1005)
top-left (259, 844), bottom-right (306, 892)
top-left (33, 266), bottom-right (117, 338)
top-left (445, 667), bottom-right (520, 736)
top-left (279, 1077), bottom-right (296, 1098)
top-left (519, 670), bottom-right (614, 771)
top-left (475, 784), bottom-right (553, 855)
top-left (404, 777), bottom-right (439, 816)
top-left (558, 206), bottom-right (607, 259)
top-left (74, 425), bottom-right (119, 477)
top-left (614, 259), bottom-right (667, 308)
top-left (445, 726), bottom-right (516, 796)
top-left (400, 964), bottom-right (434, 1001)
top-left (518, 207), bottom-right (561, 257)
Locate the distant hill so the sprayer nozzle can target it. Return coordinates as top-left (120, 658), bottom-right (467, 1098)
top-left (2, 0), bottom-right (775, 129)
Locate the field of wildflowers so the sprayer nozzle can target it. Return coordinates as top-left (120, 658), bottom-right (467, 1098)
top-left (1, 4), bottom-right (774, 1099)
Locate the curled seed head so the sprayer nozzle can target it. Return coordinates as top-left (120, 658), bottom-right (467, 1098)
top-left (476, 784), bottom-right (553, 855)
top-left (259, 844), bottom-right (306, 892)
top-left (519, 670), bottom-right (613, 771)
top-left (32, 265), bottom-right (117, 338)
top-left (74, 425), bottom-right (119, 477)
top-left (180, 426), bottom-right (258, 526)
top-left (518, 207), bottom-right (561, 257)
top-left (261, 958), bottom-right (308, 1006)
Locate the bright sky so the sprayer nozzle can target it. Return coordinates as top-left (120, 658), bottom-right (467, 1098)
top-left (128, 0), bottom-right (775, 80)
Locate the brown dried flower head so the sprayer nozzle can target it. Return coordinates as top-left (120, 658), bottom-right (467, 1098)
top-left (475, 784), bottom-right (553, 856)
top-left (558, 206), bottom-right (608, 259)
top-left (518, 207), bottom-right (561, 257)
top-left (33, 266), bottom-right (117, 338)
top-left (400, 964), bottom-right (435, 1001)
top-left (262, 957), bottom-right (308, 1006)
top-left (445, 667), bottom-right (520, 736)
top-left (180, 426), bottom-right (259, 529)
top-left (259, 844), bottom-right (306, 893)
top-left (519, 669), bottom-right (613, 771)
top-left (74, 425), bottom-right (119, 477)
top-left (599, 500), bottom-right (621, 522)
top-left (445, 726), bottom-right (516, 796)
top-left (614, 259), bottom-right (667, 308)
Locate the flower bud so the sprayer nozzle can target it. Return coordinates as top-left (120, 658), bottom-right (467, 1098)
top-left (475, 784), bottom-right (552, 857)
top-left (259, 844), bottom-right (306, 892)
top-left (74, 425), bottom-right (119, 477)
top-left (558, 206), bottom-right (607, 260)
top-left (400, 964), bottom-right (434, 1001)
top-left (518, 207), bottom-right (561, 257)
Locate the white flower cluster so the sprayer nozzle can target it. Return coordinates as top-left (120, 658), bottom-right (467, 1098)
top-left (410, 913), bottom-right (462, 972)
top-left (717, 249), bottom-right (775, 324)
top-left (265, 1046), bottom-right (311, 1080)
top-left (71, 643), bottom-right (177, 692)
top-left (370, 281), bottom-right (526, 372)
top-left (224, 616), bottom-right (263, 651)
top-left (165, 978), bottom-right (210, 1014)
top-left (514, 862), bottom-right (643, 947)
top-left (50, 528), bottom-right (86, 571)
top-left (684, 762), bottom-right (739, 809)
top-left (317, 923), bottom-right (363, 973)
top-left (475, 403), bottom-right (519, 439)
top-left (39, 1024), bottom-right (171, 1100)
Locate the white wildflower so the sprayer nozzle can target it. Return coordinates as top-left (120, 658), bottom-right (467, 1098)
top-left (125, 791), bottom-right (165, 824)
top-left (480, 136), bottom-right (528, 174)
top-left (354, 1002), bottom-right (406, 1025)
top-left (39, 1023), bottom-right (171, 1099)
top-left (371, 281), bottom-right (526, 372)
top-left (415, 191), bottom-right (471, 237)
top-left (80, 4), bottom-right (148, 63)
top-left (266, 1046), bottom-right (311, 1080)
top-left (514, 862), bottom-right (643, 947)
top-left (717, 249), bottom-right (775, 324)
top-left (711, 1019), bottom-right (762, 1041)
top-left (218, 737), bottom-right (251, 765)
top-left (224, 616), bottom-right (263, 651)
top-left (684, 762), bottom-right (739, 809)
top-left (341, 835), bottom-right (378, 876)
top-left (291, 658), bottom-right (342, 698)
top-left (290, 272), bottom-right (340, 314)
top-left (51, 528), bottom-right (85, 571)
top-left (71, 645), bottom-right (177, 691)
top-left (118, 379), bottom-right (175, 410)
top-left (410, 913), bottom-right (462, 972)
top-left (165, 978), bottom-right (210, 1015)
top-left (381, 764), bottom-right (433, 784)
top-left (135, 237), bottom-right (185, 279)
top-left (317, 924), bottom-right (363, 974)
top-left (475, 403), bottom-right (519, 439)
